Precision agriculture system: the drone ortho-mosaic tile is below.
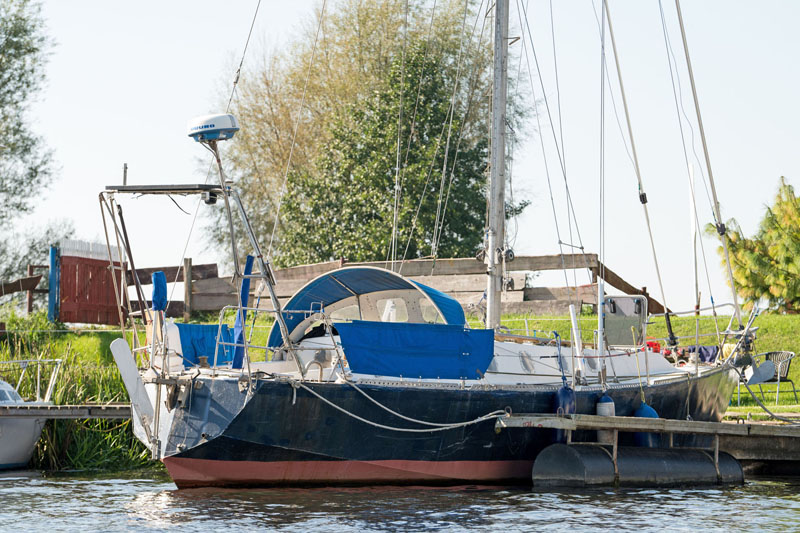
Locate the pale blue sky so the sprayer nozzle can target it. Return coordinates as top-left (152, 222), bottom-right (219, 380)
top-left (22, 0), bottom-right (800, 312)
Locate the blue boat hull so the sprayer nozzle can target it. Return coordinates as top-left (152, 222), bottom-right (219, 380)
top-left (161, 365), bottom-right (738, 487)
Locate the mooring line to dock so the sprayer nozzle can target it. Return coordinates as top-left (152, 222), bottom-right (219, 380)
top-left (284, 378), bottom-right (506, 433)
top-left (733, 367), bottom-right (800, 426)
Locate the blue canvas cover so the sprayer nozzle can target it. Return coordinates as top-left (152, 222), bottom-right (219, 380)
top-left (232, 255), bottom-right (254, 369)
top-left (335, 321), bottom-right (494, 379)
top-left (151, 271), bottom-right (167, 311)
top-left (175, 323), bottom-right (234, 367)
top-left (267, 267), bottom-right (466, 348)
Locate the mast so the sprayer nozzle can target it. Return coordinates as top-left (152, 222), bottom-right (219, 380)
top-left (486, 0), bottom-right (509, 330)
top-left (674, 0), bottom-right (743, 328)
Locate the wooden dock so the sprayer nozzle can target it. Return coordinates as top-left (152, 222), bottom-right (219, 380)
top-left (497, 413), bottom-right (800, 477)
top-left (0, 403), bottom-right (130, 419)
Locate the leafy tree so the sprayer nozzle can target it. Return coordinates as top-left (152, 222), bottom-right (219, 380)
top-left (278, 43), bottom-right (489, 265)
top-left (0, 0), bottom-right (51, 225)
top-left (0, 1), bottom-right (73, 308)
top-left (717, 177), bottom-right (800, 312)
top-left (210, 0), bottom-right (526, 266)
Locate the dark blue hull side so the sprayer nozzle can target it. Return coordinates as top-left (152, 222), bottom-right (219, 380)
top-left (162, 365), bottom-right (737, 487)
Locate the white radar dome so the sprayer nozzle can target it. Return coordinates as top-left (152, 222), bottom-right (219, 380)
top-left (187, 114), bottom-right (239, 142)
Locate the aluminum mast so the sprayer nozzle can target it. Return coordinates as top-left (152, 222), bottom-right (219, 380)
top-left (486, 0), bottom-right (509, 330)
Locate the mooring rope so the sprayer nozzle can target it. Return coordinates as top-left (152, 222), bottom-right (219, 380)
top-left (282, 377), bottom-right (507, 433)
top-left (733, 366), bottom-right (800, 427)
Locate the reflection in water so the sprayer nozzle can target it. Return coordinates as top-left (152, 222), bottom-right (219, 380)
top-left (2, 472), bottom-right (800, 532)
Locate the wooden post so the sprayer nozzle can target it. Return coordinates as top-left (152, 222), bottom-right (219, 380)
top-left (183, 258), bottom-right (192, 322)
top-left (26, 265), bottom-right (34, 314)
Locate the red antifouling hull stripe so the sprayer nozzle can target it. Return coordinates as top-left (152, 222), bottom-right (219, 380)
top-left (163, 457), bottom-right (533, 488)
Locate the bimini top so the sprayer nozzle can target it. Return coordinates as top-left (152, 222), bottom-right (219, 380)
top-left (267, 266), bottom-right (466, 348)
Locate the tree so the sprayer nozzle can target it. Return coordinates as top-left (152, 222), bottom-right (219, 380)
top-left (278, 42), bottom-right (489, 265)
top-left (0, 0), bottom-right (51, 225)
top-left (0, 1), bottom-right (73, 308)
top-left (717, 177), bottom-right (800, 312)
top-left (210, 0), bottom-right (527, 266)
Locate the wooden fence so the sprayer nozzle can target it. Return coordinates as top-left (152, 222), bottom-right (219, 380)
top-left (129, 254), bottom-right (664, 319)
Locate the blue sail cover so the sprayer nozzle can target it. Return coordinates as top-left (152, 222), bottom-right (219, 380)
top-left (336, 321), bottom-right (494, 379)
top-left (267, 267), bottom-right (467, 348)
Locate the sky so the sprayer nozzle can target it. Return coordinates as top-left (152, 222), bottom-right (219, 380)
top-left (20, 0), bottom-right (800, 313)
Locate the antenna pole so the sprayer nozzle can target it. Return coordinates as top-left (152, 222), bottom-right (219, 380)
top-left (486, 0), bottom-right (508, 330)
top-left (674, 0), bottom-right (742, 328)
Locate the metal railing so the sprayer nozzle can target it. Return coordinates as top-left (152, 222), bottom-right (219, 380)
top-left (0, 358), bottom-right (62, 403)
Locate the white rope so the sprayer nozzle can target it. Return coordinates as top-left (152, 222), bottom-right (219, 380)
top-left (288, 378), bottom-right (507, 433)
top-left (267, 0), bottom-right (328, 257)
top-left (346, 379), bottom-right (496, 427)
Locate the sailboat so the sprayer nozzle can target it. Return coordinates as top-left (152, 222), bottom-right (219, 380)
top-left (104, 0), bottom-right (754, 487)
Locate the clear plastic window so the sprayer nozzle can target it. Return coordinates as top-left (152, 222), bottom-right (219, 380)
top-left (8, 389), bottom-right (21, 401)
top-left (0, 390), bottom-right (9, 402)
top-left (377, 298), bottom-right (409, 322)
top-left (329, 304), bottom-right (361, 322)
top-left (420, 299), bottom-right (444, 324)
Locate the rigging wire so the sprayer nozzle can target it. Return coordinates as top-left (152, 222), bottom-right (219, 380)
top-left (431, 0), bottom-right (488, 261)
top-left (392, 0), bottom-right (440, 262)
top-left (657, 0), bottom-right (720, 337)
top-left (518, 1), bottom-right (593, 285)
top-left (398, 0), bottom-right (488, 271)
top-left (599, 0), bottom-right (606, 284)
top-left (388, 0), bottom-right (409, 271)
top-left (165, 0), bottom-right (263, 308)
top-left (431, 0), bottom-right (471, 261)
top-left (505, 5), bottom-right (527, 250)
top-left (515, 0), bottom-right (570, 289)
top-left (548, 0), bottom-right (580, 292)
top-left (601, 0), bottom-right (675, 341)
top-left (267, 0), bottom-right (328, 257)
top-left (660, 5), bottom-right (717, 223)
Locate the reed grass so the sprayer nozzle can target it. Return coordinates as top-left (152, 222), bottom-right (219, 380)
top-left (0, 310), bottom-right (155, 472)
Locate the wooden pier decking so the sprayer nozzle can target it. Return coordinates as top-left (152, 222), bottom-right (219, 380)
top-left (496, 413), bottom-right (800, 477)
top-left (0, 403), bottom-right (130, 419)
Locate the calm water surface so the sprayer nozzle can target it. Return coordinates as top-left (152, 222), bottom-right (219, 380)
top-left (1, 471), bottom-right (798, 532)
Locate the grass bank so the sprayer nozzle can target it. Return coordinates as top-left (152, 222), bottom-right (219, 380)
top-left (1, 309), bottom-right (799, 471)
top-left (1, 312), bottom-right (154, 472)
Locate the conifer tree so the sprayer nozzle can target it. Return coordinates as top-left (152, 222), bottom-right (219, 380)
top-left (720, 177), bottom-right (800, 312)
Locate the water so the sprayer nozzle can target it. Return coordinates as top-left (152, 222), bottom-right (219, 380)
top-left (2, 471), bottom-right (799, 532)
